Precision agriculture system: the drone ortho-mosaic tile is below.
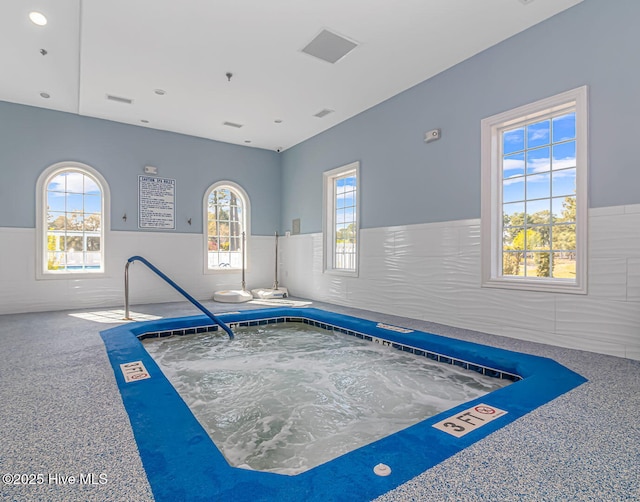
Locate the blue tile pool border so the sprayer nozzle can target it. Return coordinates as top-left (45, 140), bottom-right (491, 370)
top-left (100, 307), bottom-right (587, 502)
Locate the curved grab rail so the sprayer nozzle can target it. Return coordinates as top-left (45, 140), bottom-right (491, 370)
top-left (124, 255), bottom-right (234, 339)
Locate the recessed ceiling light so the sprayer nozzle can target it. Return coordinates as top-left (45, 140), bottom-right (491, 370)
top-left (29, 11), bottom-right (47, 26)
top-left (39, 92), bottom-right (50, 99)
top-left (154, 89), bottom-right (166, 96)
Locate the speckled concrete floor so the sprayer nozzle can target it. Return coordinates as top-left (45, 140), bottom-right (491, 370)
top-left (1, 299), bottom-right (638, 501)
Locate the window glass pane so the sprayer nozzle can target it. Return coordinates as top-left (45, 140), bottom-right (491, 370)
top-left (66, 213), bottom-right (83, 231)
top-left (503, 127), bottom-right (524, 155)
top-left (84, 214), bottom-right (101, 231)
top-left (526, 173), bottom-right (550, 200)
top-left (47, 174), bottom-right (66, 193)
top-left (84, 194), bottom-right (101, 214)
top-left (503, 227), bottom-right (525, 250)
top-left (503, 153), bottom-right (525, 178)
top-left (552, 112), bottom-right (576, 142)
top-left (552, 196), bottom-right (575, 223)
top-left (47, 251), bottom-right (65, 270)
top-left (552, 168), bottom-right (576, 197)
top-left (528, 227), bottom-right (551, 250)
top-left (86, 237), bottom-right (101, 251)
top-left (552, 251), bottom-right (576, 279)
top-left (65, 172), bottom-right (85, 193)
top-left (502, 178), bottom-right (524, 202)
top-left (552, 141), bottom-right (576, 170)
top-left (84, 176), bottom-right (100, 195)
top-left (502, 251), bottom-right (525, 276)
top-left (47, 192), bottom-right (65, 212)
top-left (529, 252), bottom-right (551, 277)
top-left (66, 193), bottom-right (84, 213)
top-left (48, 212), bottom-right (66, 230)
top-left (527, 120), bottom-right (550, 149)
top-left (328, 168), bottom-right (358, 272)
top-left (526, 199), bottom-right (550, 224)
top-left (553, 224), bottom-right (576, 252)
top-left (503, 202), bottom-right (525, 226)
top-left (526, 147), bottom-right (551, 174)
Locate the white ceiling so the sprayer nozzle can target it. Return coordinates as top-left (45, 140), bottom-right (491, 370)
top-left (1, 0), bottom-right (583, 152)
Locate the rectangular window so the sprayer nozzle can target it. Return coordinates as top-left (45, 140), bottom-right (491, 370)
top-left (324, 162), bottom-right (360, 276)
top-left (481, 86), bottom-right (587, 294)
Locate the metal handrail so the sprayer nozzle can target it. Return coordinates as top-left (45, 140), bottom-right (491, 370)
top-left (124, 255), bottom-right (234, 339)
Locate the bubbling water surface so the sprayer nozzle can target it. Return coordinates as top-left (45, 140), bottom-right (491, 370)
top-left (143, 322), bottom-right (510, 475)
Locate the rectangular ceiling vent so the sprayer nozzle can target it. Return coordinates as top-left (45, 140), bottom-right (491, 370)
top-left (313, 108), bottom-right (334, 118)
top-left (106, 94), bottom-right (133, 104)
top-left (223, 121), bottom-right (244, 128)
top-left (302, 29), bottom-right (358, 64)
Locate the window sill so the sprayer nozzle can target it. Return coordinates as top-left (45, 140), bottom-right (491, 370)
top-left (482, 276), bottom-right (586, 295)
top-left (37, 270), bottom-right (107, 280)
top-left (324, 268), bottom-right (359, 278)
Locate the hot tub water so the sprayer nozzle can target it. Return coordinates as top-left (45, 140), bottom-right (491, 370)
top-left (143, 322), bottom-right (510, 475)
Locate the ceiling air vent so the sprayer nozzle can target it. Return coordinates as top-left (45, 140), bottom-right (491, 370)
top-left (313, 108), bottom-right (334, 118)
top-left (302, 29), bottom-right (358, 64)
top-left (223, 121), bottom-right (244, 128)
top-left (106, 94), bottom-right (133, 104)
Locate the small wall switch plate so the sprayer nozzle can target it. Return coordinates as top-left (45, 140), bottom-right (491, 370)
top-left (292, 218), bottom-right (301, 235)
top-left (424, 129), bottom-right (441, 143)
top-left (144, 165), bottom-right (158, 175)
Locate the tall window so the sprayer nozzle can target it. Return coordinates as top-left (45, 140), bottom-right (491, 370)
top-left (481, 86), bottom-right (587, 294)
top-left (204, 182), bottom-right (249, 271)
top-left (324, 161), bottom-right (359, 275)
top-left (36, 162), bottom-right (109, 278)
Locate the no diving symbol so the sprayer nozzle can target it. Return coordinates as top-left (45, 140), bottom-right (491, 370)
top-left (474, 405), bottom-right (496, 415)
top-left (129, 373), bottom-right (149, 380)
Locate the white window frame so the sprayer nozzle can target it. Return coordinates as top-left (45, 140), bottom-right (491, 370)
top-left (203, 181), bottom-right (251, 274)
top-left (36, 161), bottom-right (110, 280)
top-left (481, 86), bottom-right (588, 294)
top-left (323, 161), bottom-right (360, 277)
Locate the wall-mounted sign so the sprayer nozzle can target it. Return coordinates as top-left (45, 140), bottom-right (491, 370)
top-left (138, 175), bottom-right (175, 229)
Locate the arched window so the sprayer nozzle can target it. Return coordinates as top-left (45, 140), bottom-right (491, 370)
top-left (36, 162), bottom-right (110, 278)
top-left (203, 181), bottom-right (250, 271)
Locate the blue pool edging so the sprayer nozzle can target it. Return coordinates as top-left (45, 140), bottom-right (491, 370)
top-left (100, 307), bottom-right (587, 502)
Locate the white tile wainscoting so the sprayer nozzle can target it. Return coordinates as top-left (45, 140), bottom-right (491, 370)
top-left (0, 230), bottom-right (275, 315)
top-left (279, 205), bottom-right (640, 361)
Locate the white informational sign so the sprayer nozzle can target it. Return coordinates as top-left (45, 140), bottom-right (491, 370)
top-left (432, 403), bottom-right (507, 438)
top-left (138, 175), bottom-right (176, 229)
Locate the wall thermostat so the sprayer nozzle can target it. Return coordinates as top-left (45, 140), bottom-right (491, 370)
top-left (424, 129), bottom-right (441, 143)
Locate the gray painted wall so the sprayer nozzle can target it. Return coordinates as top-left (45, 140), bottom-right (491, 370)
top-left (0, 102), bottom-right (281, 235)
top-left (280, 0), bottom-right (640, 233)
top-left (1, 0), bottom-right (636, 238)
